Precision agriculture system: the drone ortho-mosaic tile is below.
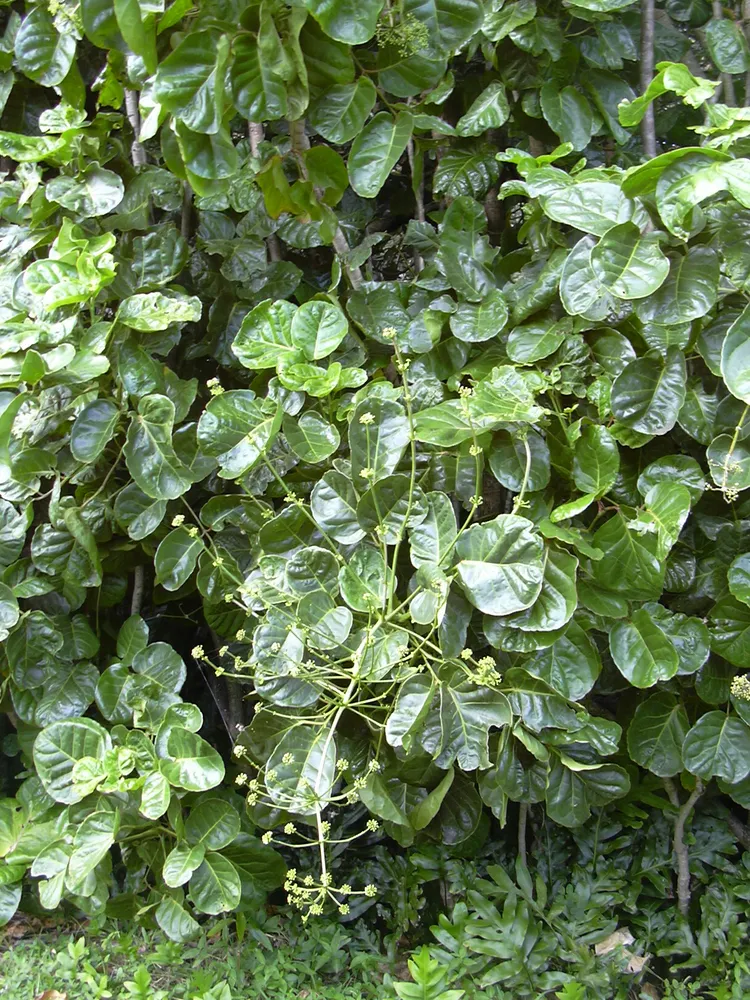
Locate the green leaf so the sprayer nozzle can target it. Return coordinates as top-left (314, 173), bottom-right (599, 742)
top-left (304, 0), bottom-right (384, 43)
top-left (710, 596), bottom-right (750, 667)
top-left (421, 677), bottom-right (511, 770)
top-left (164, 843), bottom-right (206, 888)
top-left (545, 757), bottom-right (630, 828)
top-left (589, 511), bottom-right (665, 601)
top-left (523, 622), bottom-right (601, 700)
top-left (540, 84), bottom-right (595, 151)
top-left (504, 548), bottom-right (578, 633)
top-left (541, 182), bottom-right (633, 236)
top-left (590, 222), bottom-right (669, 299)
top-left (348, 112), bottom-right (414, 198)
top-left (33, 718), bottom-right (111, 804)
top-left (456, 82), bottom-right (510, 136)
top-left (291, 300), bottom-right (348, 361)
top-left (68, 807), bottom-right (118, 888)
top-left (609, 609), bottom-right (679, 688)
top-left (46, 167), bottom-right (124, 217)
top-left (309, 78), bottom-right (377, 143)
top-left (572, 425), bottom-right (619, 496)
top-left (124, 394), bottom-right (192, 500)
top-left (634, 246), bottom-right (719, 326)
top-left (266, 725), bottom-right (336, 814)
top-left (140, 771), bottom-right (170, 820)
top-left (721, 304), bottom-right (750, 405)
top-left (155, 894), bottom-right (200, 943)
top-left (114, 0), bottom-right (156, 73)
top-left (160, 727), bottom-right (225, 791)
top-left (610, 348), bottom-right (686, 435)
top-left (618, 61), bottom-right (718, 127)
top-left (339, 545), bottom-right (388, 611)
top-left (15, 8), bottom-right (75, 87)
top-left (154, 32), bottom-right (228, 134)
top-left (189, 852), bottom-right (241, 914)
top-left (705, 18), bottom-right (750, 74)
top-left (409, 491), bottom-right (458, 569)
top-left (349, 397), bottom-right (410, 483)
top-left (118, 292), bottom-right (202, 331)
top-left (627, 692), bottom-right (689, 777)
top-left (70, 400), bottom-right (120, 464)
top-left (357, 474), bottom-right (428, 545)
top-left (155, 527), bottom-right (203, 591)
top-left (197, 390), bottom-right (282, 478)
top-left (185, 797), bottom-right (241, 850)
top-left (232, 300), bottom-right (300, 371)
top-left (455, 515), bottom-right (545, 616)
top-left (449, 290), bottom-right (508, 343)
top-left (283, 412), bottom-right (340, 463)
top-left (683, 711), bottom-right (750, 783)
top-left (311, 471), bottom-right (365, 544)
top-left (386, 674), bottom-right (435, 753)
top-left (729, 553), bottom-right (750, 606)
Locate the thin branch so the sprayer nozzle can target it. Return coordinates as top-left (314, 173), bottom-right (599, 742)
top-left (664, 778), bottom-right (704, 917)
top-left (130, 565), bottom-right (145, 617)
top-left (406, 138), bottom-right (424, 273)
top-left (248, 121), bottom-right (282, 262)
top-left (712, 1), bottom-right (737, 105)
top-left (727, 812), bottom-right (750, 850)
top-left (742, 0), bottom-right (750, 106)
top-left (124, 90), bottom-right (147, 167)
top-left (640, 0), bottom-right (657, 159)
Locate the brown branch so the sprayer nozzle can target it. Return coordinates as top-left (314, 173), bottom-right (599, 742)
top-left (124, 90), bottom-right (147, 167)
top-left (181, 182), bottom-right (193, 241)
top-left (712, 1), bottom-right (737, 105)
top-left (664, 778), bottom-right (704, 917)
top-left (130, 565), bottom-right (145, 617)
top-left (640, 0), bottom-right (657, 159)
top-left (248, 121), bottom-right (282, 262)
top-left (728, 812), bottom-right (750, 850)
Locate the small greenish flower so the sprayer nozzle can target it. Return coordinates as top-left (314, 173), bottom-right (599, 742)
top-left (261, 831), bottom-right (273, 845)
top-left (359, 411), bottom-right (375, 425)
top-left (171, 514), bottom-right (185, 527)
top-left (284, 823), bottom-right (296, 835)
top-left (282, 752), bottom-right (294, 765)
top-left (460, 648), bottom-right (473, 660)
top-left (191, 645), bottom-right (205, 659)
top-left (364, 884), bottom-right (377, 898)
top-left (731, 674), bottom-right (750, 702)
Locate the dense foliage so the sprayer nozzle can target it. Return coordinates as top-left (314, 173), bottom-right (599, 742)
top-left (2, 0), bottom-right (750, 989)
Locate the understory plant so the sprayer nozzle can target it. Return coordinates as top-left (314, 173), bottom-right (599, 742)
top-left (0, 0), bottom-right (750, 980)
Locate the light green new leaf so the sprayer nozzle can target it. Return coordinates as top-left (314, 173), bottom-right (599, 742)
top-left (197, 390), bottom-right (282, 478)
top-left (541, 181), bottom-right (633, 236)
top-left (721, 304), bottom-right (750, 405)
top-left (232, 299), bottom-right (301, 371)
top-left (46, 168), bottom-right (124, 217)
top-left (33, 718), bottom-right (111, 804)
top-left (310, 78), bottom-right (377, 143)
top-left (160, 728), bottom-right (225, 791)
top-left (118, 292), bottom-right (202, 331)
top-left (189, 852), bottom-right (241, 914)
top-left (290, 300), bottom-right (348, 360)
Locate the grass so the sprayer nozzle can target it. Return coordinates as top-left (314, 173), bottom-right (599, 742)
top-left (0, 917), bottom-right (396, 1000)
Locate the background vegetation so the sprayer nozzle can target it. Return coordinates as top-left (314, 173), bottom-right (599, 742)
top-left (1, 0), bottom-right (750, 995)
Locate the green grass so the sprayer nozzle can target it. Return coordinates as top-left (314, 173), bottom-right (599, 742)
top-left (0, 919), bottom-right (396, 1000)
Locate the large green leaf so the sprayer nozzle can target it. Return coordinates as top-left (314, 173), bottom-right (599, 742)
top-left (683, 711), bottom-right (750, 783)
top-left (15, 8), bottom-right (76, 87)
top-left (420, 676), bottom-right (511, 770)
top-left (266, 725), bottom-right (337, 814)
top-left (590, 222), bottom-right (669, 299)
top-left (160, 728), bottom-right (225, 792)
top-left (627, 692), bottom-right (688, 777)
top-left (455, 515), bottom-right (544, 616)
top-left (540, 83), bottom-right (595, 151)
top-left (348, 112), bottom-right (413, 198)
top-left (124, 395), bottom-right (192, 500)
top-left (610, 348), bottom-right (686, 435)
top-left (309, 79), bottom-right (377, 143)
top-left (189, 852), bottom-right (241, 914)
top-left (33, 718), bottom-right (111, 804)
top-left (541, 182), bottom-right (632, 236)
top-left (456, 82), bottom-right (510, 136)
top-left (609, 609), bottom-right (679, 688)
top-left (197, 390), bottom-right (282, 478)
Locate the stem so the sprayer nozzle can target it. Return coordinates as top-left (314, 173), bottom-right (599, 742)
top-left (130, 565), bottom-right (145, 616)
top-left (289, 118), bottom-right (363, 289)
top-left (249, 121), bottom-right (283, 262)
top-left (124, 90), bottom-right (147, 167)
top-left (518, 803), bottom-right (528, 870)
top-left (664, 777), bottom-right (704, 917)
top-left (744, 0), bottom-right (750, 106)
top-left (406, 138), bottom-right (424, 273)
top-left (712, 1), bottom-right (737, 104)
top-left (640, 0), bottom-right (657, 159)
top-left (514, 434), bottom-right (533, 511)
